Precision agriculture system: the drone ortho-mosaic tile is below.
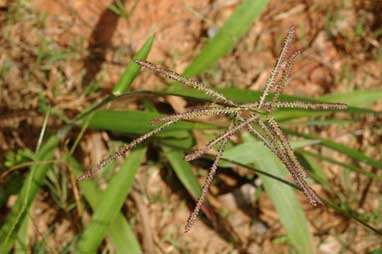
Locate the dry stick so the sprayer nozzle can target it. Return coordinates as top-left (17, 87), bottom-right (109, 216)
top-left (150, 106), bottom-right (242, 125)
top-left (184, 114), bottom-right (258, 161)
top-left (184, 138), bottom-right (228, 233)
top-left (274, 101), bottom-right (348, 110)
top-left (258, 26), bottom-right (295, 109)
top-left (135, 59), bottom-right (237, 107)
top-left (78, 120), bottom-right (177, 180)
top-left (266, 117), bottom-right (322, 206)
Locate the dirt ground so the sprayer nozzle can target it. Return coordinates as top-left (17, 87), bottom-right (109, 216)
top-left (0, 0), bottom-right (381, 253)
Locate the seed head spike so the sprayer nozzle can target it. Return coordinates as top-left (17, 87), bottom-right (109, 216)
top-left (184, 138), bottom-right (228, 233)
top-left (135, 59), bottom-right (237, 106)
top-left (271, 50), bottom-right (301, 106)
top-left (150, 106), bottom-right (242, 125)
top-left (78, 120), bottom-right (176, 180)
top-left (266, 117), bottom-right (322, 205)
top-left (258, 26), bottom-right (296, 109)
top-left (84, 28), bottom-right (347, 234)
top-left (235, 113), bottom-right (273, 150)
top-left (184, 114), bottom-right (258, 161)
top-left (274, 101), bottom-right (348, 110)
top-left (267, 117), bottom-right (308, 179)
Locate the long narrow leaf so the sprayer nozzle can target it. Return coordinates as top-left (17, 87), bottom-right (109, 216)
top-left (162, 145), bottom-right (201, 199)
top-left (320, 89), bottom-right (382, 107)
top-left (254, 150), bottom-right (315, 253)
top-left (287, 130), bottom-right (382, 170)
top-left (67, 155), bottom-right (142, 254)
top-left (0, 136), bottom-right (59, 252)
top-left (183, 0), bottom-right (269, 77)
top-left (166, 86), bottom-right (377, 116)
top-left (75, 145), bottom-right (147, 253)
top-left (89, 110), bottom-right (215, 134)
top-left (223, 133), bottom-right (315, 253)
top-left (298, 153), bottom-right (330, 189)
top-left (113, 35), bottom-right (155, 95)
top-left (301, 150), bottom-right (380, 179)
top-left (14, 214), bottom-right (29, 253)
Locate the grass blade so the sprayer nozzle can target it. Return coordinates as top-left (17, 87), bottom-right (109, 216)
top-left (166, 87), bottom-right (378, 116)
top-left (287, 130), bottom-right (382, 170)
top-left (162, 145), bottom-right (202, 199)
top-left (320, 89), bottom-right (382, 107)
top-left (74, 34), bottom-right (155, 122)
top-left (298, 153), bottom-right (330, 189)
top-left (0, 136), bottom-right (59, 252)
top-left (112, 35), bottom-right (155, 95)
top-left (88, 110), bottom-right (215, 134)
top-left (36, 109), bottom-right (50, 152)
top-left (255, 152), bottom-right (315, 253)
top-left (183, 0), bottom-right (269, 77)
top-left (220, 138), bottom-right (318, 166)
top-left (75, 145), bottom-right (146, 253)
top-left (67, 155), bottom-right (142, 254)
top-left (301, 150), bottom-right (380, 179)
top-left (223, 133), bottom-right (315, 253)
top-left (14, 215), bottom-right (29, 253)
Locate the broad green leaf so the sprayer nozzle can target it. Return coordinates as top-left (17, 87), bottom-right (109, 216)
top-left (223, 133), bottom-right (315, 253)
top-left (113, 35), bottom-right (155, 95)
top-left (0, 136), bottom-right (59, 252)
top-left (67, 155), bottom-right (141, 254)
top-left (75, 145), bottom-right (146, 253)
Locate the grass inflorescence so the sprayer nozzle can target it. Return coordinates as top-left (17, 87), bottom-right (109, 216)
top-left (79, 27), bottom-right (348, 232)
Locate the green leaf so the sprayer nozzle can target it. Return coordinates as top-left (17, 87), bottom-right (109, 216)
top-left (0, 136), bottom-right (59, 252)
top-left (301, 150), bottom-right (380, 179)
top-left (183, 0), bottom-right (269, 77)
top-left (368, 248), bottom-right (382, 254)
top-left (221, 138), bottom-right (317, 166)
top-left (162, 146), bottom-right (201, 199)
top-left (298, 153), bottom-right (330, 189)
top-left (287, 130), bottom-right (382, 170)
top-left (223, 133), bottom-right (315, 253)
top-left (283, 119), bottom-right (355, 126)
top-left (320, 89), bottom-right (382, 108)
top-left (166, 86), bottom-right (377, 117)
top-left (88, 110), bottom-right (215, 134)
top-left (14, 215), bottom-right (29, 253)
top-left (75, 145), bottom-right (147, 253)
top-left (113, 35), bottom-right (155, 95)
top-left (67, 155), bottom-right (142, 254)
